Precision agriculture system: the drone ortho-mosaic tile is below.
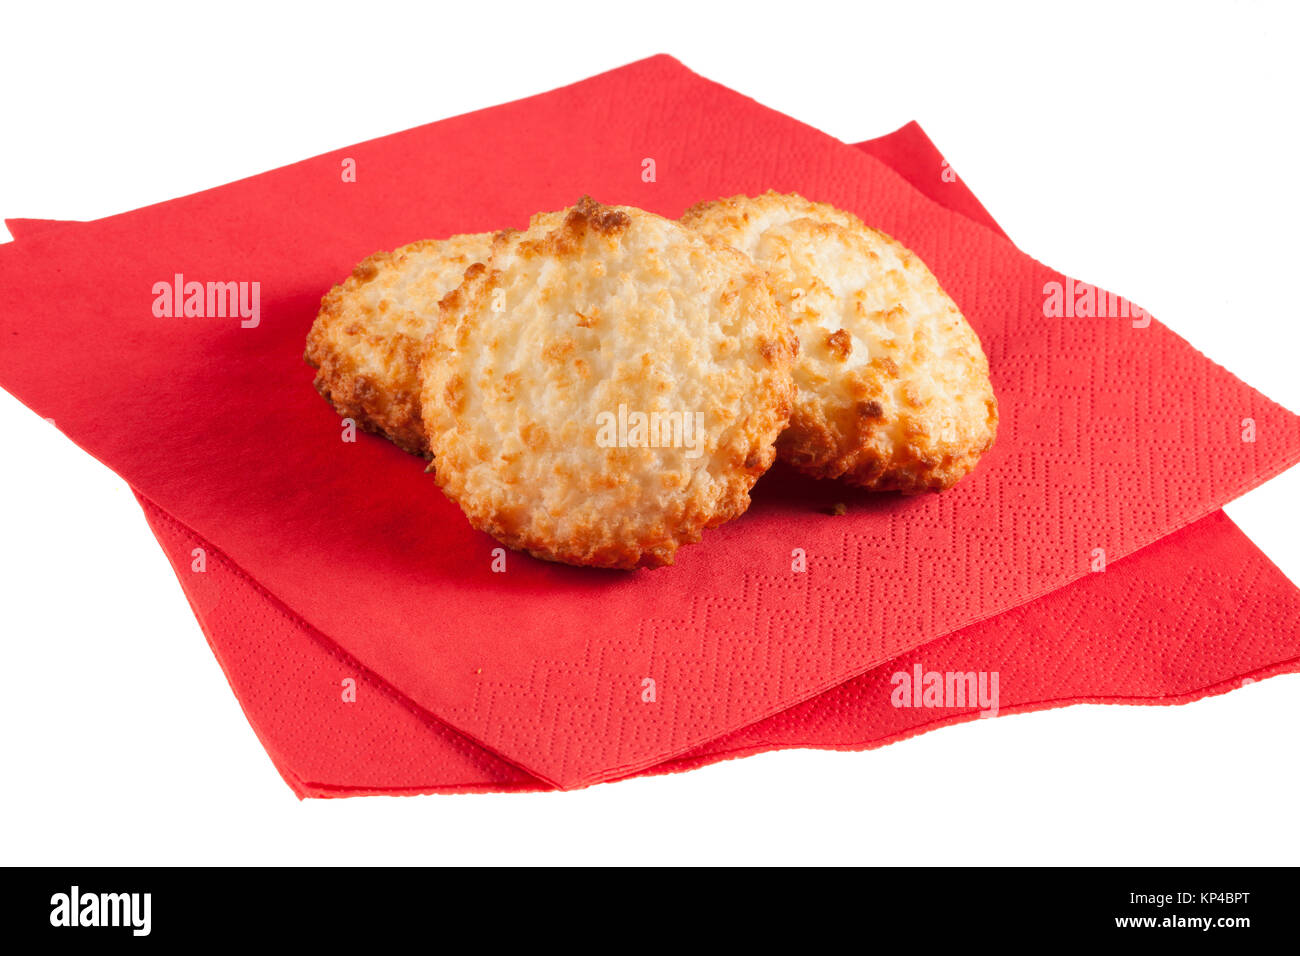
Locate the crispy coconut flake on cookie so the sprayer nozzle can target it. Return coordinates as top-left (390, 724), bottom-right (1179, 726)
top-left (422, 197), bottom-right (796, 568)
top-left (682, 191), bottom-right (997, 492)
top-left (306, 232), bottom-right (495, 455)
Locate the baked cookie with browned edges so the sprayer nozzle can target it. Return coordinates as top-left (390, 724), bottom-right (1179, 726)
top-left (421, 197), bottom-right (796, 569)
top-left (682, 191), bottom-right (997, 492)
top-left (306, 232), bottom-right (494, 455)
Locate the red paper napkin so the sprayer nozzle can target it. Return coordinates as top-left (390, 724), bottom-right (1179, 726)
top-left (134, 493), bottom-right (1300, 795)
top-left (2, 57), bottom-right (1298, 791)
top-left (13, 123), bottom-right (1298, 796)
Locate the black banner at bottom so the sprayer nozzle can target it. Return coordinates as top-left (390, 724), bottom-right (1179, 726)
top-left (6, 866), bottom-right (1293, 944)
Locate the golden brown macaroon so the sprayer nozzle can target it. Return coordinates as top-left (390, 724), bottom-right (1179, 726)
top-left (421, 197), bottom-right (797, 569)
top-left (305, 232), bottom-right (494, 455)
top-left (681, 191), bottom-right (998, 492)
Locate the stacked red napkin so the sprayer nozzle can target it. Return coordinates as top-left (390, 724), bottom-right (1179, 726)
top-left (2, 57), bottom-right (1297, 793)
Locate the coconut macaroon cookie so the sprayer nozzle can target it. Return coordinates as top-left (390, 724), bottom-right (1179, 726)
top-left (421, 197), bottom-right (797, 569)
top-left (306, 232), bottom-right (494, 455)
top-left (681, 192), bottom-right (998, 492)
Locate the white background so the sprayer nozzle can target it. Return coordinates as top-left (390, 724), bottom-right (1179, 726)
top-left (1, 1), bottom-right (1297, 865)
